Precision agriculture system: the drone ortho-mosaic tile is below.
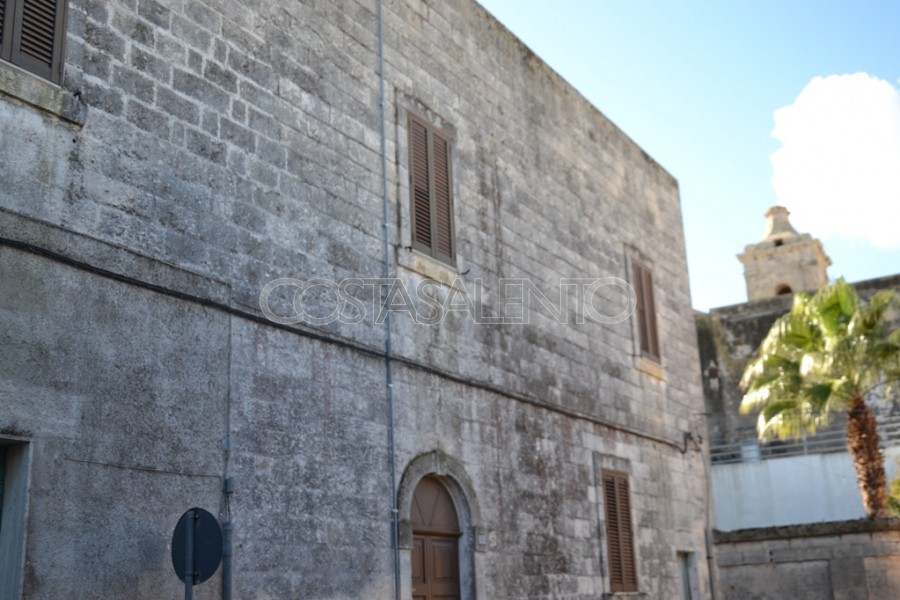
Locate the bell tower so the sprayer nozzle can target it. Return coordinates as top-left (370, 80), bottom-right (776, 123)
top-left (737, 206), bottom-right (831, 301)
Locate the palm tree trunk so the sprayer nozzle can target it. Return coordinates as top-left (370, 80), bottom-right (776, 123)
top-left (847, 394), bottom-right (888, 518)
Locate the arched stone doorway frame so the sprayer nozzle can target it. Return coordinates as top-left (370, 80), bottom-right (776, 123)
top-left (397, 450), bottom-right (485, 600)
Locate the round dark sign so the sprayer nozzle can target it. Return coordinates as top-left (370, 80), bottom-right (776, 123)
top-left (171, 507), bottom-right (223, 585)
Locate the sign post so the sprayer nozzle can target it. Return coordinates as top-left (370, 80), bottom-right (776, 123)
top-left (172, 507), bottom-right (223, 600)
top-left (184, 509), bottom-right (194, 600)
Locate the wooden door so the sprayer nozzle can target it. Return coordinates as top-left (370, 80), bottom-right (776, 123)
top-left (412, 534), bottom-right (459, 600)
top-left (410, 477), bottom-right (461, 600)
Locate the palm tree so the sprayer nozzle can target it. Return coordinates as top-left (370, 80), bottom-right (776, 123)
top-left (740, 279), bottom-right (900, 518)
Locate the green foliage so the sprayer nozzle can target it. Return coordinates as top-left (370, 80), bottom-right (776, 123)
top-left (740, 279), bottom-right (900, 441)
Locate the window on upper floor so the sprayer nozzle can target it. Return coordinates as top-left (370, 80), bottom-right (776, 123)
top-left (631, 258), bottom-right (660, 362)
top-left (408, 113), bottom-right (456, 266)
top-left (602, 469), bottom-right (638, 593)
top-left (0, 0), bottom-right (68, 84)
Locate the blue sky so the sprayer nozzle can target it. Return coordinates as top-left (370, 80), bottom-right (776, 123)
top-left (476, 0), bottom-right (900, 310)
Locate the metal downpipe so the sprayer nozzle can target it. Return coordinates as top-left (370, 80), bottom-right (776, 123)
top-left (376, 1), bottom-right (402, 599)
top-left (222, 316), bottom-right (234, 600)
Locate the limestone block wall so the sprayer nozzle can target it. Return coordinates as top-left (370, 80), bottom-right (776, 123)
top-left (716, 520), bottom-right (900, 600)
top-left (739, 236), bottom-right (830, 302)
top-left (0, 0), bottom-right (711, 597)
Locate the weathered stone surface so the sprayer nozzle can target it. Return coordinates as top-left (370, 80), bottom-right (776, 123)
top-left (737, 206), bottom-right (831, 302)
top-left (0, 0), bottom-right (711, 598)
top-left (716, 520), bottom-right (900, 600)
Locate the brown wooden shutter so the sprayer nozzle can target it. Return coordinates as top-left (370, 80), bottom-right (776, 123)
top-left (603, 470), bottom-right (638, 593)
top-left (4, 0), bottom-right (66, 84)
top-left (408, 114), bottom-right (455, 265)
top-left (617, 476), bottom-right (637, 588)
top-left (410, 118), bottom-right (433, 252)
top-left (604, 473), bottom-right (624, 587)
top-left (0, 0), bottom-right (6, 50)
top-left (642, 267), bottom-right (660, 359)
top-left (633, 261), bottom-right (649, 353)
top-left (432, 134), bottom-right (453, 263)
top-left (0, 0), bottom-right (11, 58)
top-left (632, 259), bottom-right (660, 361)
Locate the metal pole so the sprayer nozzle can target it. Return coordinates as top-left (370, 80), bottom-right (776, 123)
top-left (222, 520), bottom-right (233, 600)
top-left (222, 315), bottom-right (234, 600)
top-left (376, 1), bottom-right (402, 599)
top-left (185, 509), bottom-right (194, 600)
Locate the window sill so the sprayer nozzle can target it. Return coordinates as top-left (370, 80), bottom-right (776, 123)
top-left (635, 355), bottom-right (665, 381)
top-left (602, 593), bottom-right (647, 599)
top-left (0, 61), bottom-right (86, 125)
top-left (398, 247), bottom-right (461, 289)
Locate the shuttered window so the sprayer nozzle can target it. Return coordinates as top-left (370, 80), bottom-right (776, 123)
top-left (408, 114), bottom-right (455, 265)
top-left (603, 469), bottom-right (637, 593)
top-left (632, 259), bottom-right (660, 361)
top-left (0, 0), bottom-right (67, 84)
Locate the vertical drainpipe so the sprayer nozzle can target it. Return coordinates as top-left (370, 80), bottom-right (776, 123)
top-left (222, 317), bottom-right (234, 600)
top-left (377, 1), bottom-right (402, 599)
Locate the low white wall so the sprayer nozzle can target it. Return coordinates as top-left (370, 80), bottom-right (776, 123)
top-left (713, 447), bottom-right (900, 531)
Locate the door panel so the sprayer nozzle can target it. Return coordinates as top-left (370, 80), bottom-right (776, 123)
top-left (412, 534), bottom-right (460, 600)
top-left (432, 539), bottom-right (456, 578)
top-left (412, 537), bottom-right (427, 600)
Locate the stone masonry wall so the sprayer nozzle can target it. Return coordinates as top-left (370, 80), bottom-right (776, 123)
top-left (716, 519), bottom-right (900, 600)
top-left (0, 0), bottom-right (711, 598)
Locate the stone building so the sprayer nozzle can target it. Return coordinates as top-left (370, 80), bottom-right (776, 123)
top-left (697, 208), bottom-right (900, 599)
top-left (737, 206), bottom-right (831, 302)
top-left (0, 0), bottom-right (712, 598)
top-left (698, 207), bottom-right (899, 451)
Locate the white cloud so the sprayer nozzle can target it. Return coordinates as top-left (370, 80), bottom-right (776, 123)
top-left (771, 73), bottom-right (900, 248)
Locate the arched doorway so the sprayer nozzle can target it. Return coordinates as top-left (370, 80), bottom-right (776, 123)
top-left (411, 476), bottom-right (461, 600)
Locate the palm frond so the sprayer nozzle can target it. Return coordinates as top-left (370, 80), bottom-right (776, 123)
top-left (864, 290), bottom-right (898, 328)
top-left (757, 404), bottom-right (828, 441)
top-left (813, 279), bottom-right (857, 335)
top-left (741, 281), bottom-right (900, 443)
top-left (740, 354), bottom-right (799, 391)
top-left (889, 328), bottom-right (900, 346)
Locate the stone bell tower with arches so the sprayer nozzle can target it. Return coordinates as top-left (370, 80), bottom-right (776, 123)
top-left (738, 206), bottom-right (831, 301)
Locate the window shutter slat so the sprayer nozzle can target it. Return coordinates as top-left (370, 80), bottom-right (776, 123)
top-left (432, 135), bottom-right (453, 261)
top-left (617, 477), bottom-right (637, 590)
top-left (633, 262), bottom-right (649, 354)
top-left (0, 0), bottom-right (6, 51)
top-left (603, 470), bottom-right (637, 593)
top-left (603, 474), bottom-right (623, 588)
top-left (643, 268), bottom-right (660, 359)
top-left (408, 115), bottom-right (456, 266)
top-left (20, 0), bottom-right (57, 65)
top-left (9, 0), bottom-right (65, 84)
top-left (411, 120), bottom-right (432, 251)
top-left (633, 259), bottom-right (660, 362)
